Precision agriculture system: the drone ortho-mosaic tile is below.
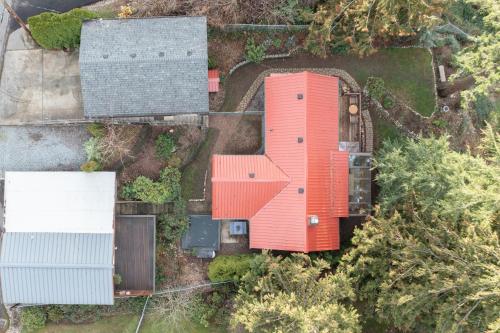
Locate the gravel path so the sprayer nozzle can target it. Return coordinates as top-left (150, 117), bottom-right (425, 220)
top-left (0, 125), bottom-right (89, 175)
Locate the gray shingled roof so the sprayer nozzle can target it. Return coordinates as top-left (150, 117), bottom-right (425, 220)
top-left (0, 232), bottom-right (114, 305)
top-left (79, 17), bottom-right (208, 118)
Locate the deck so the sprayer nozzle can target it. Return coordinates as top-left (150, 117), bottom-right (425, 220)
top-left (115, 215), bottom-right (156, 295)
top-left (339, 89), bottom-right (362, 151)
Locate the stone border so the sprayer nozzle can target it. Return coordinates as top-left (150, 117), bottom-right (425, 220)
top-left (365, 87), bottom-right (419, 140)
top-left (233, 67), bottom-right (372, 152)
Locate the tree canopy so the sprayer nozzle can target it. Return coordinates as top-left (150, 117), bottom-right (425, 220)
top-left (232, 252), bottom-right (360, 333)
top-left (340, 136), bottom-right (500, 332)
top-left (306, 0), bottom-right (448, 56)
top-left (452, 0), bottom-right (500, 109)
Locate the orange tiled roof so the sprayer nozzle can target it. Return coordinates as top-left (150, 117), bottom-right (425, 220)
top-left (211, 72), bottom-right (349, 252)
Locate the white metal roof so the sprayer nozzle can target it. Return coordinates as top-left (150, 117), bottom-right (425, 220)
top-left (4, 172), bottom-right (116, 234)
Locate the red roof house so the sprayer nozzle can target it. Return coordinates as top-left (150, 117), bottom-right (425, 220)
top-left (212, 72), bottom-right (349, 252)
top-left (208, 69), bottom-right (220, 93)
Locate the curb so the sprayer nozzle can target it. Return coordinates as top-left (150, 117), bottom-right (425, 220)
top-left (0, 1), bottom-right (12, 76)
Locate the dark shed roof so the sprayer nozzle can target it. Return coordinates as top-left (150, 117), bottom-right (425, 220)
top-left (79, 17), bottom-right (209, 118)
top-left (182, 215), bottom-right (220, 251)
top-left (115, 215), bottom-right (156, 294)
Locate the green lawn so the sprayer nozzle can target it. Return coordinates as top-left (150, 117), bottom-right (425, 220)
top-left (38, 315), bottom-right (139, 333)
top-left (333, 48), bottom-right (437, 117)
top-left (37, 315), bottom-right (226, 333)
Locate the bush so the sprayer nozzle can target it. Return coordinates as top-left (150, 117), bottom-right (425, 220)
top-left (382, 95), bottom-right (395, 109)
top-left (208, 254), bottom-right (254, 282)
top-left (432, 119), bottom-right (449, 129)
top-left (208, 55), bottom-right (217, 69)
top-left (84, 137), bottom-right (102, 163)
top-left (113, 274), bottom-right (122, 285)
top-left (46, 306), bottom-right (64, 323)
top-left (155, 133), bottom-right (176, 160)
top-left (120, 167), bottom-right (182, 204)
top-left (330, 41), bottom-right (350, 55)
top-left (125, 176), bottom-right (172, 204)
top-left (157, 200), bottom-right (188, 245)
top-left (80, 160), bottom-right (101, 172)
top-left (21, 307), bottom-right (47, 332)
top-left (366, 77), bottom-right (386, 101)
top-left (86, 123), bottom-right (106, 138)
top-left (245, 37), bottom-right (266, 63)
top-left (28, 9), bottom-right (99, 49)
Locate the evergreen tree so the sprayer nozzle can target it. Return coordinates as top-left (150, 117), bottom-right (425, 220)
top-left (340, 136), bottom-right (500, 332)
top-left (232, 253), bottom-right (360, 333)
top-left (306, 0), bottom-right (448, 56)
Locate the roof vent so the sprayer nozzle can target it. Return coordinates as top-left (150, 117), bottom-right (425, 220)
top-left (159, 52), bottom-right (165, 57)
top-left (297, 93), bottom-right (303, 100)
top-left (308, 215), bottom-right (319, 226)
top-left (129, 53), bottom-right (137, 58)
top-left (102, 54), bottom-right (109, 59)
top-left (297, 137), bottom-right (303, 143)
top-left (249, 173), bottom-right (255, 179)
top-left (187, 50), bottom-right (193, 56)
top-left (298, 188), bottom-right (304, 194)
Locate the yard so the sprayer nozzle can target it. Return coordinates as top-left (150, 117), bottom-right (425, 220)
top-left (219, 48), bottom-right (436, 118)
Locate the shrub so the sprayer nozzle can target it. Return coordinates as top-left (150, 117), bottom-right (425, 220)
top-left (80, 160), bottom-right (101, 172)
top-left (382, 95), bottom-right (395, 109)
top-left (86, 123), bottom-right (106, 138)
top-left (21, 307), bottom-right (47, 332)
top-left (208, 254), bottom-right (254, 282)
top-left (157, 200), bottom-right (189, 245)
top-left (432, 119), bottom-right (449, 129)
top-left (366, 77), bottom-right (386, 101)
top-left (167, 155), bottom-right (182, 168)
top-left (28, 9), bottom-right (99, 49)
top-left (120, 167), bottom-right (182, 204)
top-left (208, 55), bottom-right (217, 69)
top-left (155, 133), bottom-right (176, 160)
top-left (46, 306), bottom-right (64, 323)
top-left (245, 37), bottom-right (266, 63)
top-left (84, 137), bottom-right (102, 163)
top-left (330, 41), bottom-right (350, 55)
top-left (113, 274), bottom-right (122, 285)
top-left (126, 176), bottom-right (172, 204)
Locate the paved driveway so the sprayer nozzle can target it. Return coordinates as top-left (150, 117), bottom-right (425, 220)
top-left (0, 29), bottom-right (83, 124)
top-left (0, 125), bottom-right (89, 175)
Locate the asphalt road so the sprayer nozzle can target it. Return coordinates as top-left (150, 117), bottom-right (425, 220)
top-left (11, 0), bottom-right (100, 28)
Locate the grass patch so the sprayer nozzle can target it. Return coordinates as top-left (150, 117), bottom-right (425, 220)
top-left (181, 128), bottom-right (219, 200)
top-left (371, 112), bottom-right (404, 148)
top-left (36, 315), bottom-right (226, 333)
top-left (141, 316), bottom-right (226, 333)
top-left (37, 314), bottom-right (139, 333)
top-left (335, 48), bottom-right (436, 116)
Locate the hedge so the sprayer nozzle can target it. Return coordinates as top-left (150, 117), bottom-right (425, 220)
top-left (28, 8), bottom-right (99, 50)
top-left (208, 254), bottom-right (254, 282)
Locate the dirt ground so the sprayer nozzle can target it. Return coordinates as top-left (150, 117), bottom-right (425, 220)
top-left (117, 125), bottom-right (204, 186)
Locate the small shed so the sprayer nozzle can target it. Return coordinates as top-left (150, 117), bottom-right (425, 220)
top-left (181, 215), bottom-right (221, 257)
top-left (114, 215), bottom-right (156, 296)
top-left (208, 69), bottom-right (220, 93)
